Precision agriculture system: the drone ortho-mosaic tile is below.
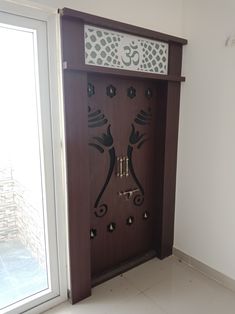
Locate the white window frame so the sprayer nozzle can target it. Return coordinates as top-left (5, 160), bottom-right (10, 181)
top-left (0, 1), bottom-right (68, 313)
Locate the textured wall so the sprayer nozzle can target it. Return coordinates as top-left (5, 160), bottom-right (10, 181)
top-left (0, 168), bottom-right (18, 241)
top-left (15, 180), bottom-right (46, 268)
top-left (0, 167), bottom-right (45, 267)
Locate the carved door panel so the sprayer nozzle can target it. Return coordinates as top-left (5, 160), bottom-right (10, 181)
top-left (88, 74), bottom-right (158, 277)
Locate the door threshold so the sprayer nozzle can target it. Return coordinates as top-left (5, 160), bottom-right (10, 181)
top-left (92, 250), bottom-right (157, 287)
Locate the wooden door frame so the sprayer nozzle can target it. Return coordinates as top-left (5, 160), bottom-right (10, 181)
top-left (61, 8), bottom-right (187, 304)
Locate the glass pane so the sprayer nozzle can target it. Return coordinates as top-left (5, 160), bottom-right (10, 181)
top-left (0, 23), bottom-right (49, 310)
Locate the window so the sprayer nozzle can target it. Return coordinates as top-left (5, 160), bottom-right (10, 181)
top-left (0, 4), bottom-right (67, 314)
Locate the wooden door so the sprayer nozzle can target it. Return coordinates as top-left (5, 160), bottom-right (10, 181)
top-left (61, 8), bottom-right (186, 303)
top-left (88, 74), bottom-right (159, 277)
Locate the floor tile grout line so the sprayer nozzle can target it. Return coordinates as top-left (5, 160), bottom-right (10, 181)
top-left (121, 258), bottom-right (183, 294)
top-left (173, 255), bottom-right (235, 295)
top-left (121, 274), bottom-right (144, 293)
top-left (136, 291), bottom-right (169, 314)
top-left (141, 290), bottom-right (172, 314)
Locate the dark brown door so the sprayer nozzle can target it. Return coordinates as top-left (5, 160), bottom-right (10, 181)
top-left (88, 73), bottom-right (159, 277)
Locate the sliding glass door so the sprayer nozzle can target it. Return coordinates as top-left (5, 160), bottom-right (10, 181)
top-left (0, 9), bottom-right (62, 314)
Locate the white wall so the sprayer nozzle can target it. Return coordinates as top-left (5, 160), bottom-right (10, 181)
top-left (33, 0), bottom-right (183, 37)
top-left (175, 0), bottom-right (235, 280)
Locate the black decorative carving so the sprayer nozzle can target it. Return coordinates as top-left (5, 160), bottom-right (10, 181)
top-left (127, 145), bottom-right (144, 206)
top-left (126, 216), bottom-right (134, 226)
top-left (106, 84), bottom-right (116, 98)
top-left (134, 109), bottom-right (152, 126)
top-left (87, 83), bottom-right (95, 97)
top-left (95, 204), bottom-right (108, 218)
top-left (129, 124), bottom-right (149, 150)
top-left (94, 147), bottom-right (115, 213)
top-left (137, 139), bottom-right (149, 149)
top-left (129, 124), bottom-right (146, 145)
top-left (89, 102), bottom-right (152, 217)
top-left (88, 109), bottom-right (112, 153)
top-left (90, 228), bottom-right (97, 239)
top-left (127, 115), bottom-right (152, 206)
top-left (143, 211), bottom-right (149, 220)
top-left (88, 109), bottom-right (108, 128)
top-left (93, 125), bottom-right (113, 147)
top-left (88, 109), bottom-right (101, 117)
top-left (89, 124), bottom-right (116, 218)
top-left (107, 222), bottom-right (116, 232)
top-left (127, 86), bottom-right (136, 99)
top-left (133, 194), bottom-right (144, 206)
top-left (140, 109), bottom-right (152, 116)
top-left (145, 88), bottom-right (153, 99)
top-left (88, 143), bottom-right (104, 153)
top-left (89, 114), bottom-right (105, 123)
top-left (88, 120), bottom-right (108, 128)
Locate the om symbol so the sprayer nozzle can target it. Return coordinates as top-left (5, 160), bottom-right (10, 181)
top-left (121, 41), bottom-right (140, 67)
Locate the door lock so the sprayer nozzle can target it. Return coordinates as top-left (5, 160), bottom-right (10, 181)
top-left (118, 188), bottom-right (139, 200)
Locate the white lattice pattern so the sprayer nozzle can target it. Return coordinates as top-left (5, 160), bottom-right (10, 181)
top-left (84, 25), bottom-right (168, 75)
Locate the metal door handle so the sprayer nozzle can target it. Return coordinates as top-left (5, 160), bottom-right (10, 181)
top-left (117, 157), bottom-right (120, 177)
top-left (118, 188), bottom-right (139, 200)
top-left (125, 157), bottom-right (129, 177)
top-left (117, 157), bottom-right (124, 177)
top-left (117, 156), bottom-right (129, 178)
top-left (120, 157), bottom-right (123, 178)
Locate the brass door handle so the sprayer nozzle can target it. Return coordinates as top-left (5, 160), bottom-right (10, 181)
top-left (117, 156), bottom-right (129, 178)
top-left (118, 188), bottom-right (139, 200)
top-left (117, 157), bottom-right (120, 177)
top-left (125, 157), bottom-right (129, 177)
top-left (120, 157), bottom-right (123, 178)
top-left (117, 157), bottom-right (124, 177)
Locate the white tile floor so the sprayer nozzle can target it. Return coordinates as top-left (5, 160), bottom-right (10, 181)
top-left (45, 256), bottom-right (235, 314)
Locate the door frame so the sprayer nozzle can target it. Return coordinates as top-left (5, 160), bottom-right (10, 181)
top-left (0, 2), bottom-right (68, 313)
top-left (61, 8), bottom-right (187, 304)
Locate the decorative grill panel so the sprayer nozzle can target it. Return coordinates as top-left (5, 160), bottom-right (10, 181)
top-left (84, 25), bottom-right (168, 75)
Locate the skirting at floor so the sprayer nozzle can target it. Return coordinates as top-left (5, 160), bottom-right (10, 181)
top-left (173, 248), bottom-right (235, 293)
